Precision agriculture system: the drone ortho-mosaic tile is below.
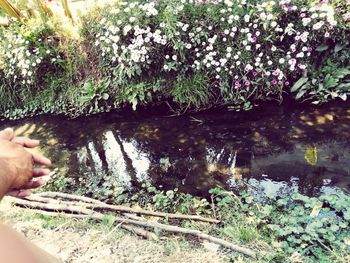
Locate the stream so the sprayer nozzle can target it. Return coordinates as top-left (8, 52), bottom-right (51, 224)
top-left (1, 102), bottom-right (350, 199)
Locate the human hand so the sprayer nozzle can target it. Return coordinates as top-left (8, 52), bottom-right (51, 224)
top-left (0, 128), bottom-right (51, 197)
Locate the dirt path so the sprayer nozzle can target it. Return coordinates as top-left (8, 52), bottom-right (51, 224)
top-left (0, 200), bottom-right (229, 263)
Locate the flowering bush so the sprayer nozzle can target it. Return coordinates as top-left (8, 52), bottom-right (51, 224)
top-left (0, 0), bottom-right (349, 118)
top-left (85, 0), bottom-right (349, 110)
top-left (0, 20), bottom-right (61, 89)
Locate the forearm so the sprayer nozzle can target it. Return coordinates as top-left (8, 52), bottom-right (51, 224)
top-left (0, 160), bottom-right (14, 199)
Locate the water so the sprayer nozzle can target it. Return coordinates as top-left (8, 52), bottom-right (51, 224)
top-left (1, 102), bottom-right (350, 199)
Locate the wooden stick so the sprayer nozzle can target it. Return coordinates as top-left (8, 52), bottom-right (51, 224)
top-left (121, 225), bottom-right (159, 240)
top-left (35, 192), bottom-right (105, 205)
top-left (25, 193), bottom-right (220, 224)
top-left (9, 203), bottom-right (256, 258)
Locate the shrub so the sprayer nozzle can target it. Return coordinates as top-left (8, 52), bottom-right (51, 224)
top-left (83, 0), bottom-right (350, 111)
top-left (0, 0), bottom-right (349, 118)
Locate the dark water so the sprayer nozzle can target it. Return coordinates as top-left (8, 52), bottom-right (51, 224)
top-left (1, 102), bottom-right (350, 199)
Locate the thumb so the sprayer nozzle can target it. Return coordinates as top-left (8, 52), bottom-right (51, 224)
top-left (0, 128), bottom-right (15, 141)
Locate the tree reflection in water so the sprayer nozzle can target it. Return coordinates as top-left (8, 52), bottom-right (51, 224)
top-left (2, 101), bottom-right (349, 199)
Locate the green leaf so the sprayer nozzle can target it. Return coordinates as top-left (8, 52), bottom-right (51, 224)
top-left (316, 44), bottom-right (329, 52)
top-left (305, 146), bottom-right (318, 166)
top-left (291, 77), bottom-right (308, 92)
top-left (339, 94), bottom-right (347, 101)
top-left (130, 98), bottom-right (138, 111)
top-left (333, 68), bottom-right (350, 79)
top-left (296, 89), bottom-right (307, 100)
top-left (334, 44), bottom-right (345, 53)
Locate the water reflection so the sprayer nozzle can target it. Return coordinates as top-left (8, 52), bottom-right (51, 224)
top-left (1, 101), bottom-right (350, 198)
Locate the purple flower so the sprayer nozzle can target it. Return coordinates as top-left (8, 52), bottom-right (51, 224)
top-left (272, 79), bottom-right (278, 85)
top-left (285, 81), bottom-right (290, 86)
top-left (252, 71), bottom-right (258, 77)
top-left (251, 36), bottom-right (257, 43)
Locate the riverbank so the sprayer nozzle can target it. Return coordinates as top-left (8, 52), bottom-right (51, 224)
top-left (2, 187), bottom-right (350, 262)
top-left (1, 0), bottom-right (349, 120)
top-left (0, 200), bottom-right (228, 263)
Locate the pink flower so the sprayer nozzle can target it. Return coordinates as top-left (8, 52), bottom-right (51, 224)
top-left (272, 71), bottom-right (280, 76)
top-left (272, 79), bottom-right (278, 85)
top-left (251, 36), bottom-right (257, 43)
top-left (245, 81), bottom-right (251, 86)
top-left (300, 13), bottom-right (306, 18)
top-left (285, 81), bottom-right (290, 86)
top-left (235, 81), bottom-right (241, 88)
top-left (252, 71), bottom-right (258, 77)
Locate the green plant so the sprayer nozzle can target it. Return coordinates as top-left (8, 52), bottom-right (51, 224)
top-left (172, 73), bottom-right (212, 110)
top-left (0, 0), bottom-right (22, 19)
top-left (291, 42), bottom-right (350, 103)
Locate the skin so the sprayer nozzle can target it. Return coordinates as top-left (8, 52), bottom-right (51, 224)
top-left (0, 128), bottom-right (61, 262)
top-left (0, 128), bottom-right (51, 198)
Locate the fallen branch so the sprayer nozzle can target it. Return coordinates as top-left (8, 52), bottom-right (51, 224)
top-left (36, 192), bottom-right (105, 205)
top-left (10, 206), bottom-right (256, 258)
top-left (26, 193), bottom-right (220, 224)
top-left (121, 225), bottom-right (159, 240)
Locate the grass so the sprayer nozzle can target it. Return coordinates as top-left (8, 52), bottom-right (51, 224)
top-left (0, 200), bottom-right (232, 263)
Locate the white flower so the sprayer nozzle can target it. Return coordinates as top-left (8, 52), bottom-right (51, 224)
top-left (302, 18), bottom-right (311, 26)
top-left (279, 58), bottom-right (285, 64)
top-left (172, 55), bottom-right (177, 61)
top-left (129, 17), bottom-right (136, 23)
top-left (296, 52), bottom-right (304, 58)
top-left (267, 60), bottom-right (273, 65)
top-left (244, 15), bottom-right (250, 22)
top-left (271, 46), bottom-right (277, 52)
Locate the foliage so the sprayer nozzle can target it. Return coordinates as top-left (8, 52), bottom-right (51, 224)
top-left (172, 73), bottom-right (212, 109)
top-left (42, 173), bottom-right (350, 262)
top-left (0, 0), bottom-right (349, 119)
top-left (291, 41), bottom-right (350, 103)
top-left (209, 188), bottom-right (350, 262)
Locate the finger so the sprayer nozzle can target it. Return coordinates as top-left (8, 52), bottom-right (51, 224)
top-left (12, 137), bottom-right (40, 148)
top-left (18, 179), bottom-right (46, 190)
top-left (32, 155), bottom-right (52, 166)
top-left (0, 128), bottom-right (15, 141)
top-left (7, 189), bottom-right (32, 198)
top-left (33, 168), bottom-right (51, 177)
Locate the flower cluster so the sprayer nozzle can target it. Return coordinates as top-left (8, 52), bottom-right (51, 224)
top-left (94, 2), bottom-right (168, 80)
top-left (0, 32), bottom-right (45, 85)
top-left (91, 0), bottom-right (347, 104)
top-left (0, 30), bottom-right (59, 86)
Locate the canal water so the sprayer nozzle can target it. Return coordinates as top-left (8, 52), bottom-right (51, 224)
top-left (1, 102), bottom-right (349, 200)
